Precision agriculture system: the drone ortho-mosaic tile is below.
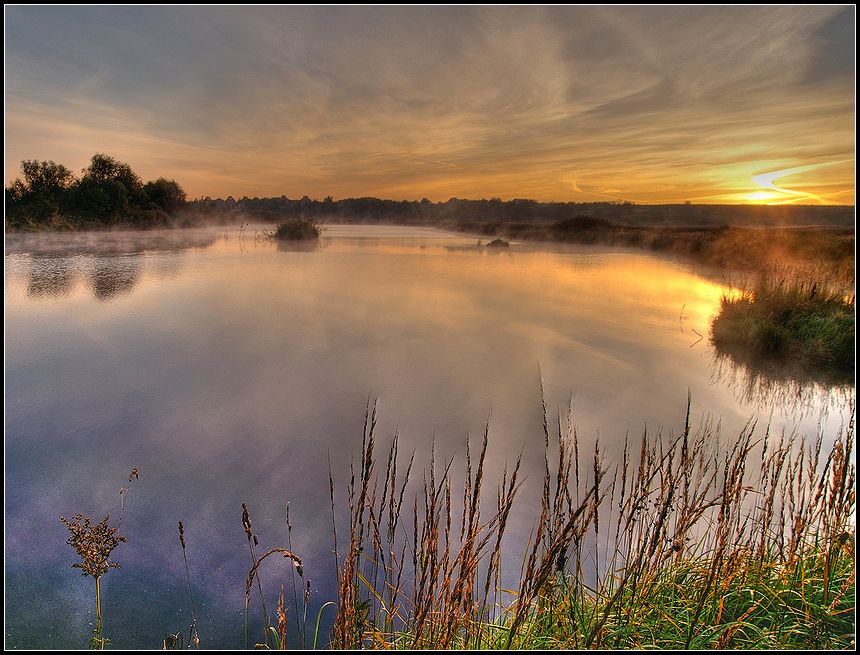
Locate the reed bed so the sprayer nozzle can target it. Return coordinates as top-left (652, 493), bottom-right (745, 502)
top-left (712, 267), bottom-right (855, 382)
top-left (325, 395), bottom-right (855, 650)
top-left (62, 397), bottom-right (854, 649)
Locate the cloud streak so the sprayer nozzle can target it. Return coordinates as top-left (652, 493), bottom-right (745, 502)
top-left (4, 6), bottom-right (855, 203)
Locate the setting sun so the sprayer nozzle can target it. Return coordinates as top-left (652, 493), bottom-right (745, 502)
top-left (744, 191), bottom-right (780, 203)
top-left (5, 6), bottom-right (855, 204)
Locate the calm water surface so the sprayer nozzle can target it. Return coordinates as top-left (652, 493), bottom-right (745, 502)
top-left (5, 225), bottom-right (853, 648)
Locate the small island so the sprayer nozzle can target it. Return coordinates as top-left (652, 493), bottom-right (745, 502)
top-left (267, 217), bottom-right (324, 241)
top-left (485, 237), bottom-right (510, 248)
top-left (711, 277), bottom-right (854, 383)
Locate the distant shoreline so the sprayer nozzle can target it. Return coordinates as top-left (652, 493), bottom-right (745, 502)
top-left (6, 212), bottom-right (854, 280)
top-left (5, 153), bottom-right (854, 279)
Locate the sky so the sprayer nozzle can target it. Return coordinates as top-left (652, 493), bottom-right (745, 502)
top-left (4, 5), bottom-right (856, 204)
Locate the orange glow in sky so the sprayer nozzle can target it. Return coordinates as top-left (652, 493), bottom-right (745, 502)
top-left (4, 6), bottom-right (855, 204)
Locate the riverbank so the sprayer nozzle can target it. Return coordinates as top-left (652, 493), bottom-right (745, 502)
top-left (325, 400), bottom-right (855, 650)
top-left (449, 217), bottom-right (855, 280)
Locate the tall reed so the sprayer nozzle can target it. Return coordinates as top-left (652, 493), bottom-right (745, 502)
top-left (325, 394), bottom-right (855, 649)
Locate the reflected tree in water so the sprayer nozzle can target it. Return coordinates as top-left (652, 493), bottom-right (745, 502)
top-left (8, 229), bottom-right (219, 302)
top-left (275, 239), bottom-right (321, 253)
top-left (88, 255), bottom-right (141, 301)
top-left (26, 255), bottom-right (77, 298)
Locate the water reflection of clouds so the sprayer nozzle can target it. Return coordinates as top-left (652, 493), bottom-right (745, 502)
top-left (5, 226), bottom-right (854, 648)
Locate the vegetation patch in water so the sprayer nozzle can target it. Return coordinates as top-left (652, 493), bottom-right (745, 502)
top-left (485, 237), bottom-right (510, 248)
top-left (712, 274), bottom-right (855, 382)
top-left (267, 217), bottom-right (323, 241)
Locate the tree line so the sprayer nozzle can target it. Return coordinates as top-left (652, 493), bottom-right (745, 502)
top-left (5, 154), bottom-right (187, 230)
top-left (191, 194), bottom-right (853, 229)
top-left (6, 154), bottom-right (853, 231)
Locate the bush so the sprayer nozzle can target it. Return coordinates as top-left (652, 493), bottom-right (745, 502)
top-left (269, 217), bottom-right (323, 241)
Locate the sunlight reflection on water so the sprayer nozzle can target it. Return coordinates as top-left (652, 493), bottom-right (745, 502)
top-left (5, 225), bottom-right (853, 648)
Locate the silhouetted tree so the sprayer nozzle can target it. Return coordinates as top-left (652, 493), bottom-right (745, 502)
top-left (144, 178), bottom-right (187, 213)
top-left (5, 159), bottom-right (76, 221)
top-left (69, 154), bottom-right (147, 221)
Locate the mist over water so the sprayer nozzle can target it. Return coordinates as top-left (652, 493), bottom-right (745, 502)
top-left (4, 225), bottom-right (853, 649)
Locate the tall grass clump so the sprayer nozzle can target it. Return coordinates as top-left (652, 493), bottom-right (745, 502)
top-left (240, 502), bottom-right (306, 650)
top-left (267, 217), bottom-right (323, 241)
top-left (327, 394), bottom-right (855, 650)
top-left (176, 521), bottom-right (201, 648)
top-left (55, 399), bottom-right (854, 649)
top-left (712, 269), bottom-right (855, 381)
top-left (330, 399), bottom-right (523, 649)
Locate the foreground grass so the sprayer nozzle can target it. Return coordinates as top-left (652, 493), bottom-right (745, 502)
top-left (63, 397), bottom-right (855, 650)
top-left (712, 273), bottom-right (855, 383)
top-left (327, 397), bottom-right (855, 650)
top-left (464, 545), bottom-right (855, 649)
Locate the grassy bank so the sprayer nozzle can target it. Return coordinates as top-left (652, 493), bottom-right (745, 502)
top-left (59, 397), bottom-right (855, 650)
top-left (712, 273), bottom-right (855, 383)
top-left (327, 398), bottom-right (855, 650)
top-left (454, 216), bottom-right (855, 279)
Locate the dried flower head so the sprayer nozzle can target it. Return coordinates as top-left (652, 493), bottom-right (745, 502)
top-left (128, 467), bottom-right (140, 482)
top-left (242, 502), bottom-right (253, 539)
top-left (178, 521), bottom-right (186, 550)
top-left (60, 513), bottom-right (127, 578)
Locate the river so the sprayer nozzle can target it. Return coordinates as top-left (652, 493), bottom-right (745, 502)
top-left (4, 224), bottom-right (853, 648)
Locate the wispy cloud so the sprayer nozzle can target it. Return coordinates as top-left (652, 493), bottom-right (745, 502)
top-left (4, 6), bottom-right (854, 203)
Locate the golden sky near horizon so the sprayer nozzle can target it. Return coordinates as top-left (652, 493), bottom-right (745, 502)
top-left (4, 6), bottom-right (856, 204)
